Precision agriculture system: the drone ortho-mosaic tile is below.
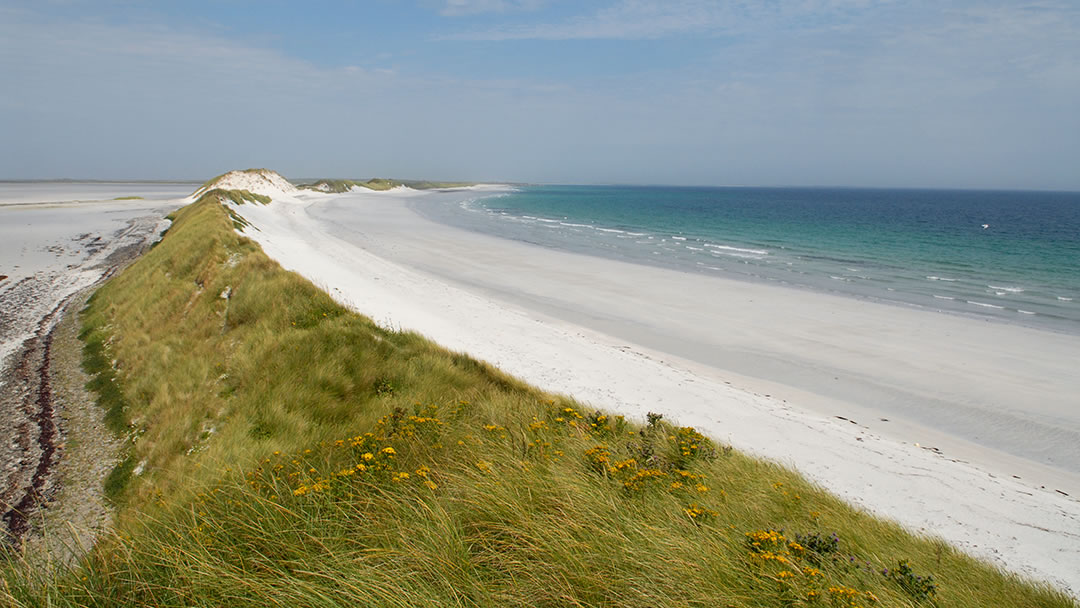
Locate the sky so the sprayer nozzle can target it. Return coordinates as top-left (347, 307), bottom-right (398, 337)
top-left (1, 1), bottom-right (1078, 190)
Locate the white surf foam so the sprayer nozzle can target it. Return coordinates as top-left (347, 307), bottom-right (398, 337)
top-left (705, 243), bottom-right (768, 256)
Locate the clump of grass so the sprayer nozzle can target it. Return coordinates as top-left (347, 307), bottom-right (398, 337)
top-left (79, 319), bottom-right (129, 435)
top-left (204, 187), bottom-right (270, 205)
top-left (1, 192), bottom-right (1073, 607)
top-left (301, 178), bottom-right (477, 192)
top-left (358, 177), bottom-right (404, 191)
top-left (102, 453), bottom-right (137, 504)
top-left (112, 195), bottom-right (144, 200)
top-left (299, 179), bottom-right (364, 193)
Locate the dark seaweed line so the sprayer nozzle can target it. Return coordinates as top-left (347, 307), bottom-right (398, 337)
top-left (1, 296), bottom-right (67, 545)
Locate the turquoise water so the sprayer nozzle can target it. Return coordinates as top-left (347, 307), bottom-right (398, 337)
top-left (415, 185), bottom-right (1080, 334)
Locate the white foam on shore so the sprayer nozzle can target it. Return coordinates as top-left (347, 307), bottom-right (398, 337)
top-left (230, 188), bottom-right (1080, 597)
top-left (989, 285), bottom-right (1025, 293)
top-left (705, 243), bottom-right (768, 256)
top-left (967, 300), bottom-right (1006, 310)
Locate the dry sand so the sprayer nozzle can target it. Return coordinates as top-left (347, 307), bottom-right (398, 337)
top-left (233, 186), bottom-right (1080, 595)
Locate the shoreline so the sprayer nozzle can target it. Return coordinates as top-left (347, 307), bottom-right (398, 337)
top-left (233, 186), bottom-right (1080, 594)
top-left (0, 190), bottom-right (185, 550)
top-left (416, 186), bottom-right (1080, 337)
top-left (312, 188), bottom-right (1080, 482)
top-left (426, 204), bottom-right (1080, 339)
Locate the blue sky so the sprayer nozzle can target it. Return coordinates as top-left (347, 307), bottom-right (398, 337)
top-left (1, 0), bottom-right (1078, 189)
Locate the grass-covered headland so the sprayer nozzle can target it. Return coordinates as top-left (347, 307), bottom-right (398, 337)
top-left (2, 190), bottom-right (1073, 607)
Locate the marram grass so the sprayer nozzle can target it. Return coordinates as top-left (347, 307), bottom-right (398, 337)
top-left (1, 192), bottom-right (1073, 607)
top-left (300, 178), bottom-right (476, 192)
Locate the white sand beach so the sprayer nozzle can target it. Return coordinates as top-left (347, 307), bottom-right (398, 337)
top-left (231, 184), bottom-right (1080, 595)
top-left (0, 185), bottom-right (190, 367)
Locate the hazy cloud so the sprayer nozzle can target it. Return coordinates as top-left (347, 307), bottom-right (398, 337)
top-left (440, 0), bottom-right (546, 17)
top-left (1, 2), bottom-right (1077, 189)
top-left (443, 0), bottom-right (884, 40)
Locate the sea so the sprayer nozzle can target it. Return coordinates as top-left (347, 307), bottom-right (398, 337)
top-left (413, 185), bottom-right (1080, 335)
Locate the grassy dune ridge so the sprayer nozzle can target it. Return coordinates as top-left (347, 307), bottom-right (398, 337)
top-left (1, 192), bottom-right (1073, 606)
top-left (300, 178), bottom-right (475, 192)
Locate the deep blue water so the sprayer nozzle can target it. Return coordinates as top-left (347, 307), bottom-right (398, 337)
top-left (416, 185), bottom-right (1080, 334)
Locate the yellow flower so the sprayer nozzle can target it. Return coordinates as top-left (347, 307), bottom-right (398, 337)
top-left (362, 452), bottom-right (374, 461)
top-left (381, 447), bottom-right (396, 455)
top-left (424, 480), bottom-right (438, 490)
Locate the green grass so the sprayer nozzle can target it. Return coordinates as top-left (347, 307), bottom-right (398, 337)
top-left (209, 187), bottom-right (271, 205)
top-left (1, 190), bottom-right (1073, 607)
top-left (300, 179), bottom-right (365, 193)
top-left (112, 196), bottom-right (144, 200)
top-left (300, 178), bottom-right (476, 192)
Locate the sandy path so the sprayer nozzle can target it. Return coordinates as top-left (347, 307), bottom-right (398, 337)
top-left (234, 188), bottom-right (1080, 595)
